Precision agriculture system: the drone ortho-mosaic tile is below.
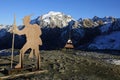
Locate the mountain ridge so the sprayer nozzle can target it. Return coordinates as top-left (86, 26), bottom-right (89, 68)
top-left (0, 11), bottom-right (120, 51)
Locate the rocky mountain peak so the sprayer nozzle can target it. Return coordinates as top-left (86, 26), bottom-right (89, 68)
top-left (31, 11), bottom-right (74, 28)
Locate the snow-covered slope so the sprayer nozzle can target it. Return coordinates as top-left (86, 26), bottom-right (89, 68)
top-left (99, 23), bottom-right (112, 34)
top-left (0, 25), bottom-right (11, 30)
top-left (31, 11), bottom-right (74, 28)
top-left (86, 18), bottom-right (120, 50)
top-left (0, 25), bottom-right (11, 38)
top-left (88, 31), bottom-right (120, 50)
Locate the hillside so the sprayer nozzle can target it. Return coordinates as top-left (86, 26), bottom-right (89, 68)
top-left (0, 50), bottom-right (120, 80)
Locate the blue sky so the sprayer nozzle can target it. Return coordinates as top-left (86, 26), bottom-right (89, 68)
top-left (0, 0), bottom-right (120, 25)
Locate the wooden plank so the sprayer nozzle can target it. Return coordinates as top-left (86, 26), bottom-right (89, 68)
top-left (0, 70), bottom-right (48, 80)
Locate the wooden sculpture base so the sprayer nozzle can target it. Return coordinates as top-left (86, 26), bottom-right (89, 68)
top-left (0, 66), bottom-right (47, 80)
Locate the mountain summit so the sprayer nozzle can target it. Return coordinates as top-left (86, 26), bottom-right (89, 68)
top-left (31, 11), bottom-right (74, 28)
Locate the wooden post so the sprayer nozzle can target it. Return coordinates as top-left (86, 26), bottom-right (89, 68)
top-left (11, 14), bottom-right (16, 69)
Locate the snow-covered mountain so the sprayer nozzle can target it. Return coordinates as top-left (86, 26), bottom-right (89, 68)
top-left (88, 31), bottom-right (120, 50)
top-left (0, 11), bottom-right (120, 51)
top-left (87, 18), bottom-right (120, 50)
top-left (31, 11), bottom-right (75, 28)
top-left (77, 16), bottom-right (115, 28)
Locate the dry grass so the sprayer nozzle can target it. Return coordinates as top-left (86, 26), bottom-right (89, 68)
top-left (0, 50), bottom-right (120, 80)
